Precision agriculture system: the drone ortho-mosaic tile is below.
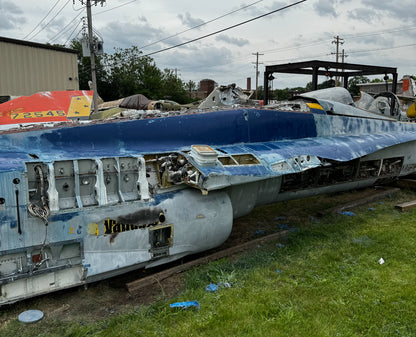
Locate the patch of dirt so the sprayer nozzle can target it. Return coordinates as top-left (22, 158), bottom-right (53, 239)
top-left (0, 272), bottom-right (186, 326)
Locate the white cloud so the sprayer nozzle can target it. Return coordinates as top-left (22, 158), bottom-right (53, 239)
top-left (347, 7), bottom-right (379, 22)
top-left (0, 1), bottom-right (25, 30)
top-left (362, 0), bottom-right (415, 21)
top-left (0, 0), bottom-right (414, 88)
top-left (313, 0), bottom-right (337, 17)
top-left (215, 34), bottom-right (249, 47)
top-left (177, 12), bottom-right (204, 29)
top-left (102, 19), bottom-right (176, 52)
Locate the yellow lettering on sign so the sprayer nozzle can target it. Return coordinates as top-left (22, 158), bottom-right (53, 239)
top-left (69, 227), bottom-right (74, 234)
top-left (10, 110), bottom-right (66, 119)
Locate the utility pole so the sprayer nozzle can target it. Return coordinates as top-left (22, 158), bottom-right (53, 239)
top-left (341, 49), bottom-right (348, 87)
top-left (86, 0), bottom-right (98, 114)
top-left (331, 35), bottom-right (344, 86)
top-left (77, 0), bottom-right (105, 115)
top-left (172, 68), bottom-right (180, 78)
top-left (252, 52), bottom-right (263, 99)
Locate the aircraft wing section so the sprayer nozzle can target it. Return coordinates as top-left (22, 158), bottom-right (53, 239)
top-left (192, 132), bottom-right (416, 191)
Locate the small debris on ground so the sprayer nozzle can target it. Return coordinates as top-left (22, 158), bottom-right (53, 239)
top-left (206, 284), bottom-right (218, 292)
top-left (338, 211), bottom-right (355, 216)
top-left (170, 301), bottom-right (200, 310)
top-left (18, 310), bottom-right (44, 323)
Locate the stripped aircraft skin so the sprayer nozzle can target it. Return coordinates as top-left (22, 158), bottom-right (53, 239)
top-left (1, 92), bottom-right (416, 305)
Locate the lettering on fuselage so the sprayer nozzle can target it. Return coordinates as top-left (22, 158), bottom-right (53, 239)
top-left (87, 209), bottom-right (166, 236)
top-left (103, 219), bottom-right (158, 234)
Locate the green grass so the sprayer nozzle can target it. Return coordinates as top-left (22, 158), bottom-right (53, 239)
top-left (2, 189), bottom-right (416, 336)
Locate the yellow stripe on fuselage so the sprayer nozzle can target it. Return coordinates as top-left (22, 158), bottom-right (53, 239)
top-left (306, 103), bottom-right (323, 110)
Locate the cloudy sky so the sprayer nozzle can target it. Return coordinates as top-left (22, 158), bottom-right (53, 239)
top-left (0, 0), bottom-right (415, 89)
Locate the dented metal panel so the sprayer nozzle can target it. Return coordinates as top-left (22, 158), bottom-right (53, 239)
top-left (2, 92), bottom-right (416, 305)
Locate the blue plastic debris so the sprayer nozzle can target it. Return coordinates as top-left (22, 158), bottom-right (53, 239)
top-left (338, 211), bottom-right (355, 216)
top-left (276, 270), bottom-right (280, 274)
top-left (276, 243), bottom-right (285, 248)
top-left (379, 202), bottom-right (383, 205)
top-left (206, 284), bottom-right (218, 292)
top-left (254, 230), bottom-right (265, 235)
top-left (368, 207), bottom-right (375, 211)
top-left (279, 224), bottom-right (289, 229)
top-left (170, 301), bottom-right (200, 310)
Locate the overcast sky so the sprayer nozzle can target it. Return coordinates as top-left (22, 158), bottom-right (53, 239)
top-left (0, 0), bottom-right (415, 90)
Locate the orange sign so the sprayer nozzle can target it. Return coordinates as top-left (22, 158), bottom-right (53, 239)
top-left (0, 90), bottom-right (93, 125)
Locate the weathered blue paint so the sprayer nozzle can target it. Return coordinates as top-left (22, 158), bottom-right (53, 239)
top-left (48, 211), bottom-right (81, 223)
top-left (2, 108), bottom-right (416, 181)
top-left (2, 109), bottom-right (416, 175)
top-left (2, 103), bottom-right (416, 305)
top-left (0, 215), bottom-right (18, 230)
top-left (0, 109), bottom-right (318, 162)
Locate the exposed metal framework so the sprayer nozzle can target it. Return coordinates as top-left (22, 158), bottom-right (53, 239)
top-left (263, 60), bottom-right (398, 104)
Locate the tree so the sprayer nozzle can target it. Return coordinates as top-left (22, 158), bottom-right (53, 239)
top-left (185, 80), bottom-right (196, 92)
top-left (348, 76), bottom-right (370, 96)
top-left (256, 86), bottom-right (264, 100)
top-left (102, 46), bottom-right (163, 101)
top-left (160, 69), bottom-right (192, 104)
top-left (71, 39), bottom-right (202, 103)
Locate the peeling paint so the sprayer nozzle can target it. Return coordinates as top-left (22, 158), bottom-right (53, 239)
top-left (2, 95), bottom-right (416, 305)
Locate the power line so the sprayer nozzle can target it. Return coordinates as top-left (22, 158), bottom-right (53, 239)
top-left (348, 43), bottom-right (416, 55)
top-left (343, 25), bottom-right (416, 39)
top-left (139, 0), bottom-right (264, 50)
top-left (259, 25), bottom-right (416, 55)
top-left (95, 0), bottom-right (137, 15)
top-left (142, 0), bottom-right (308, 58)
top-left (64, 18), bottom-right (83, 45)
top-left (264, 53), bottom-right (330, 65)
top-left (260, 39), bottom-right (328, 54)
top-left (23, 0), bottom-right (63, 40)
top-left (48, 11), bottom-right (84, 44)
top-left (263, 43), bottom-right (416, 65)
top-left (29, 0), bottom-right (72, 40)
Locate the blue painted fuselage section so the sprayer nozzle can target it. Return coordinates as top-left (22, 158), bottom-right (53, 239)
top-left (2, 108), bottom-right (416, 170)
top-left (1, 107), bottom-right (416, 304)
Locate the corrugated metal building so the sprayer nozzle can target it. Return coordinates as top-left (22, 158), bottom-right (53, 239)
top-left (0, 36), bottom-right (79, 96)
